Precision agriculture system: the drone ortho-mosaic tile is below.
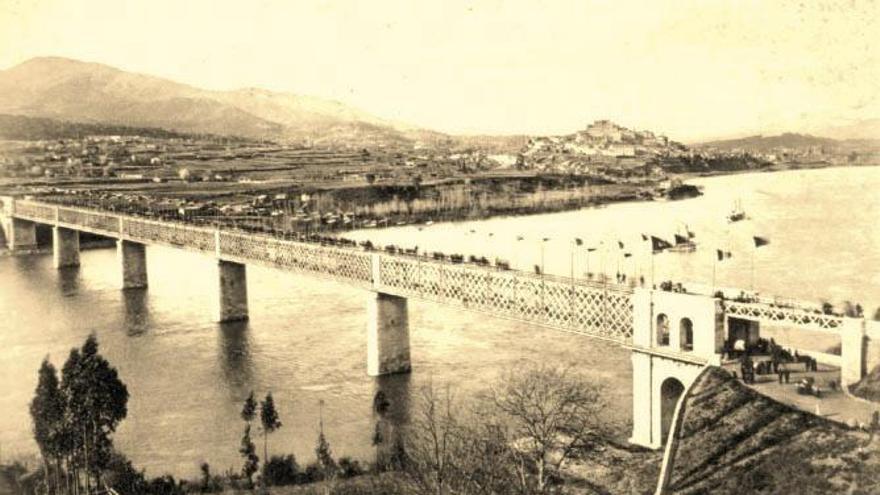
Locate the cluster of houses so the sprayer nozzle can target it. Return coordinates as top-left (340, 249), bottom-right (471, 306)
top-left (519, 120), bottom-right (689, 176)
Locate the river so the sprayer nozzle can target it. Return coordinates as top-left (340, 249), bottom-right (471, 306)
top-left (1, 165), bottom-right (877, 478)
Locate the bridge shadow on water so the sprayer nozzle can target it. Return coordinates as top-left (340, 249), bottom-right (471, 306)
top-left (217, 320), bottom-right (256, 398)
top-left (121, 289), bottom-right (152, 336)
top-left (372, 372), bottom-right (412, 458)
top-left (56, 265), bottom-right (82, 295)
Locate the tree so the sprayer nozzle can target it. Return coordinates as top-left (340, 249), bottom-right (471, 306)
top-left (403, 384), bottom-right (457, 495)
top-left (372, 420), bottom-right (385, 467)
top-left (262, 455), bottom-right (299, 486)
top-left (30, 358), bottom-right (65, 494)
top-left (60, 334), bottom-right (129, 494)
top-left (241, 391), bottom-right (257, 423)
top-left (490, 364), bottom-right (606, 493)
top-left (239, 424), bottom-right (259, 487)
top-left (315, 430), bottom-right (337, 480)
top-left (259, 393), bottom-right (282, 465)
top-left (401, 383), bottom-right (516, 495)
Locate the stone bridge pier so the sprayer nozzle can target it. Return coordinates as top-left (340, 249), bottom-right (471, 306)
top-left (367, 291), bottom-right (411, 376)
top-left (214, 260), bottom-right (249, 322)
top-left (52, 226), bottom-right (80, 268)
top-left (5, 218), bottom-right (38, 250)
top-left (118, 240), bottom-right (148, 289)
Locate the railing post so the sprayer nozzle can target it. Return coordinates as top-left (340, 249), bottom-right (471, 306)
top-left (118, 216), bottom-right (124, 238)
top-left (215, 229), bottom-right (222, 258)
top-left (371, 252), bottom-right (381, 290)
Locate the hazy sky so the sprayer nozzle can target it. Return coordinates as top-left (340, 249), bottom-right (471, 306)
top-left (1, 0), bottom-right (877, 141)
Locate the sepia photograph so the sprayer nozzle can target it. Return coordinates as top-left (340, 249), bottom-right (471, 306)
top-left (0, 1), bottom-right (878, 493)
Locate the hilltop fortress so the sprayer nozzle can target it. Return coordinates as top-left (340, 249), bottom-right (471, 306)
top-left (520, 120), bottom-right (688, 174)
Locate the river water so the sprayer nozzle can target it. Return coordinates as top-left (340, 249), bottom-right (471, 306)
top-left (1, 166), bottom-right (878, 478)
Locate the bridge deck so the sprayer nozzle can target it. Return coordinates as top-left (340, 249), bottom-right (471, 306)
top-left (10, 199), bottom-right (637, 343)
top-left (9, 199), bottom-right (848, 340)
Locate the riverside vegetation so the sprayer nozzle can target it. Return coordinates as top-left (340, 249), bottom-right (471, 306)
top-left (9, 335), bottom-right (880, 494)
top-left (11, 334), bottom-right (665, 495)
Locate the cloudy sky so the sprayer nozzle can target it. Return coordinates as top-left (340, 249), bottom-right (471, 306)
top-left (1, 0), bottom-right (877, 141)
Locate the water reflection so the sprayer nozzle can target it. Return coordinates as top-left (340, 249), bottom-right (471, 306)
top-left (372, 373), bottom-right (411, 464)
top-left (122, 289), bottom-right (151, 336)
top-left (373, 373), bottom-right (411, 427)
top-left (56, 265), bottom-right (82, 295)
top-left (217, 320), bottom-right (255, 398)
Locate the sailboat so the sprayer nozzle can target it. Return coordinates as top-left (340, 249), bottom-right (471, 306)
top-left (727, 199), bottom-right (747, 223)
top-left (669, 224), bottom-right (697, 253)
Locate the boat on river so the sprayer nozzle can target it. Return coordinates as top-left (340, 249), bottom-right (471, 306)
top-left (669, 225), bottom-right (697, 252)
top-left (728, 199), bottom-right (747, 222)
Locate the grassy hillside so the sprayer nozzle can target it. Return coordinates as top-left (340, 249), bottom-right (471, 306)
top-left (0, 113), bottom-right (242, 141)
top-left (668, 368), bottom-right (880, 494)
top-left (851, 364), bottom-right (880, 403)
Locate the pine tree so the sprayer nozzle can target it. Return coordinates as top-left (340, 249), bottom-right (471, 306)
top-left (61, 334), bottom-right (129, 494)
top-left (259, 393), bottom-right (282, 465)
top-left (315, 431), bottom-right (337, 479)
top-left (239, 424), bottom-right (259, 487)
top-left (241, 391), bottom-right (257, 423)
top-left (30, 358), bottom-right (65, 495)
top-left (371, 420), bottom-right (385, 469)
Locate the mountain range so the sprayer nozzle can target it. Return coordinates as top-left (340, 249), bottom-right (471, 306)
top-left (0, 57), bottom-right (430, 145)
top-left (0, 57), bottom-right (876, 148)
top-left (695, 132), bottom-right (878, 151)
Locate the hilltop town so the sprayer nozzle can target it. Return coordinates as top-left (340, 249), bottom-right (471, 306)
top-left (519, 119), bottom-right (687, 175)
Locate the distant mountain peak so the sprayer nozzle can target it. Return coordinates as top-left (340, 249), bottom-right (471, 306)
top-left (0, 56), bottom-right (426, 145)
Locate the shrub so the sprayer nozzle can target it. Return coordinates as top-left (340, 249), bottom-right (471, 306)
top-left (338, 456), bottom-right (365, 479)
top-left (262, 454), bottom-right (299, 486)
top-left (146, 474), bottom-right (184, 495)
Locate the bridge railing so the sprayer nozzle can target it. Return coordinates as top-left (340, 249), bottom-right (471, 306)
top-left (13, 200), bottom-right (55, 222)
top-left (58, 207), bottom-right (121, 234)
top-left (219, 230), bottom-right (373, 287)
top-left (377, 254), bottom-right (634, 341)
top-left (723, 299), bottom-right (844, 332)
top-left (123, 216), bottom-right (216, 253)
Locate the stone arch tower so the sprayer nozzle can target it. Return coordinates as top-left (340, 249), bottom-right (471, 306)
top-left (628, 288), bottom-right (724, 449)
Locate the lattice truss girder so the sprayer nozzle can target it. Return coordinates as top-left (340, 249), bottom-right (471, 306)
top-left (378, 256), bottom-right (634, 342)
top-left (219, 231), bottom-right (372, 285)
top-left (14, 201), bottom-right (845, 340)
top-left (724, 301), bottom-right (843, 331)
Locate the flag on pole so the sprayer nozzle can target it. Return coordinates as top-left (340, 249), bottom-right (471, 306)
top-left (651, 236), bottom-right (673, 253)
top-left (753, 236), bottom-right (770, 248)
top-left (716, 249), bottom-right (733, 261)
top-left (574, 238), bottom-right (583, 246)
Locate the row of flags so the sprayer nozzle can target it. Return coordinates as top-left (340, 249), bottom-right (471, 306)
top-left (480, 228), bottom-right (771, 260)
top-left (543, 233), bottom-right (772, 260)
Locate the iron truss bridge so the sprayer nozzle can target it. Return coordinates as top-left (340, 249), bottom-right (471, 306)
top-left (11, 200), bottom-right (637, 342)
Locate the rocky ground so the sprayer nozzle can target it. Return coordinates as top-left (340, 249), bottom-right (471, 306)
top-left (852, 364), bottom-right (880, 403)
top-left (667, 368), bottom-right (880, 494)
